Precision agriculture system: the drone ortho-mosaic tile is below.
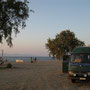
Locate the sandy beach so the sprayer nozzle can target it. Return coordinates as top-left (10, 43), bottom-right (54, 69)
top-left (0, 60), bottom-right (90, 90)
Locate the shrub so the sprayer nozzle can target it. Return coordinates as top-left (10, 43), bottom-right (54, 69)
top-left (6, 63), bottom-right (12, 68)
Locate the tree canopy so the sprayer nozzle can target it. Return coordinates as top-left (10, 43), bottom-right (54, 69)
top-left (0, 0), bottom-right (29, 47)
top-left (46, 30), bottom-right (85, 60)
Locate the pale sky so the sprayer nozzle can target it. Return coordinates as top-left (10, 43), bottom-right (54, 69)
top-left (0, 0), bottom-right (90, 56)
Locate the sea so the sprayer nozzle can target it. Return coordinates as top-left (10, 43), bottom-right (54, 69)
top-left (4, 56), bottom-right (55, 62)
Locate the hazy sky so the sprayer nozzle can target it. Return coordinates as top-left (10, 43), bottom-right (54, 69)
top-left (0, 0), bottom-right (90, 56)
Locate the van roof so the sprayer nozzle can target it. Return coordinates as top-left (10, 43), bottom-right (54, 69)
top-left (72, 47), bottom-right (90, 54)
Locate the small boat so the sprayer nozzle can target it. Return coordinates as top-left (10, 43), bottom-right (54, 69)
top-left (16, 60), bottom-right (24, 63)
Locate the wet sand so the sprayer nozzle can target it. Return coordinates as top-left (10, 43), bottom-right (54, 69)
top-left (0, 60), bottom-right (90, 90)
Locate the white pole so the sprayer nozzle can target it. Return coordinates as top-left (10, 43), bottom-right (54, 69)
top-left (2, 50), bottom-right (3, 57)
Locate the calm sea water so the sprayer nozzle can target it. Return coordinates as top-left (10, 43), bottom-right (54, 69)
top-left (5, 56), bottom-right (54, 62)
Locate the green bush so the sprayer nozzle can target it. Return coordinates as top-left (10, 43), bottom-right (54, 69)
top-left (6, 63), bottom-right (12, 68)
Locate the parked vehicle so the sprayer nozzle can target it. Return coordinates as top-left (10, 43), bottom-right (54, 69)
top-left (68, 47), bottom-right (90, 82)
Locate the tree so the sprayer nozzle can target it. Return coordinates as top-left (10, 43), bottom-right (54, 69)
top-left (0, 0), bottom-right (29, 47)
top-left (46, 38), bottom-right (56, 58)
top-left (46, 30), bottom-right (85, 60)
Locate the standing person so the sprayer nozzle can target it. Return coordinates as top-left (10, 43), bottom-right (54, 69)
top-left (30, 57), bottom-right (33, 63)
top-left (34, 57), bottom-right (37, 63)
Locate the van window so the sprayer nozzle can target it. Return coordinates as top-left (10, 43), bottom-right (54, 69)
top-left (71, 54), bottom-right (90, 63)
top-left (71, 54), bottom-right (83, 63)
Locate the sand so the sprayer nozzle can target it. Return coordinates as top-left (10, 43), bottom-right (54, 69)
top-left (0, 60), bottom-right (90, 90)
